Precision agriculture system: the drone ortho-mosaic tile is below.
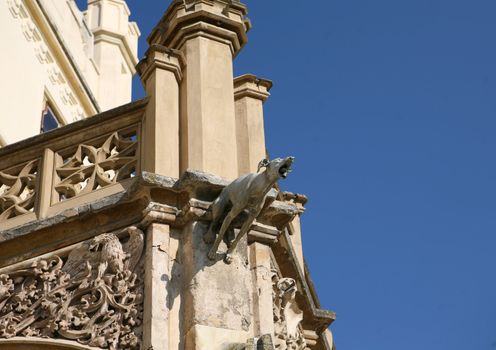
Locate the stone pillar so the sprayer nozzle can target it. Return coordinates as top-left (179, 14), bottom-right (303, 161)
top-left (143, 223), bottom-right (171, 350)
top-left (249, 242), bottom-right (275, 337)
top-left (148, 0), bottom-right (251, 180)
top-left (234, 74), bottom-right (272, 175)
top-left (181, 222), bottom-right (252, 349)
top-left (137, 45), bottom-right (184, 177)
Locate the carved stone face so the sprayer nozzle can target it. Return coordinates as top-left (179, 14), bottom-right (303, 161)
top-left (265, 156), bottom-right (295, 180)
top-left (277, 277), bottom-right (297, 300)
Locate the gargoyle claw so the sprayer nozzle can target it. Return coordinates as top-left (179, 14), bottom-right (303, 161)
top-left (224, 254), bottom-right (233, 264)
top-left (207, 251), bottom-right (217, 261)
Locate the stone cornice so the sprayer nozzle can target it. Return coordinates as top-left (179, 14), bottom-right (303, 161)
top-left (172, 21), bottom-right (241, 56)
top-left (148, 0), bottom-right (250, 57)
top-left (0, 170), bottom-right (299, 268)
top-left (137, 45), bottom-right (186, 84)
top-left (234, 74), bottom-right (273, 102)
top-left (92, 28), bottom-right (139, 73)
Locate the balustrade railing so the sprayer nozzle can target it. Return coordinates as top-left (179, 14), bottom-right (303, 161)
top-left (0, 99), bottom-right (146, 230)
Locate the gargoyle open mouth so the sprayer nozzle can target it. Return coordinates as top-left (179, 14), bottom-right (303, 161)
top-left (278, 157), bottom-right (294, 179)
top-left (279, 165), bottom-right (290, 178)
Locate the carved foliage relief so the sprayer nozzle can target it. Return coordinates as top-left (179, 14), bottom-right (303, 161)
top-left (55, 130), bottom-right (138, 201)
top-left (0, 160), bottom-right (38, 222)
top-left (272, 274), bottom-right (308, 350)
top-left (0, 227), bottom-right (144, 349)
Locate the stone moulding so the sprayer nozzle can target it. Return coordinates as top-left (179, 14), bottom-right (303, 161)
top-left (148, 0), bottom-right (251, 57)
top-left (0, 227), bottom-right (144, 350)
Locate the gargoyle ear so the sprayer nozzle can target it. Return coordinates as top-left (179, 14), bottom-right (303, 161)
top-left (257, 158), bottom-right (270, 172)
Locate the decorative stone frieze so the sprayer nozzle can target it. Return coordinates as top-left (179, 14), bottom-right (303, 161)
top-left (0, 227), bottom-right (144, 349)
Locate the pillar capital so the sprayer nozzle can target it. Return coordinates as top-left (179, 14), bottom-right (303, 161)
top-left (137, 44), bottom-right (186, 84)
top-left (234, 74), bottom-right (272, 102)
top-left (148, 0), bottom-right (251, 57)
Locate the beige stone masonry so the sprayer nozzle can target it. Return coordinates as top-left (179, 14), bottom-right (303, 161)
top-left (147, 0), bottom-right (251, 180)
top-left (143, 223), bottom-right (171, 350)
top-left (87, 0), bottom-right (140, 111)
top-left (137, 45), bottom-right (185, 178)
top-left (249, 242), bottom-right (275, 337)
top-left (234, 74), bottom-right (272, 175)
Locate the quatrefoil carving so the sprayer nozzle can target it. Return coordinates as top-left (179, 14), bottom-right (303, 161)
top-left (55, 131), bottom-right (138, 200)
top-left (0, 160), bottom-right (38, 222)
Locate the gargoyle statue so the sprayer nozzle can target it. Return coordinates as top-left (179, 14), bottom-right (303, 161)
top-left (204, 156), bottom-right (295, 263)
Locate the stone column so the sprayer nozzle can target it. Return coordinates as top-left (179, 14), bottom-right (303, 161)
top-left (249, 242), bottom-right (275, 337)
top-left (137, 45), bottom-right (184, 177)
top-left (143, 223), bottom-right (172, 350)
top-left (148, 0), bottom-right (251, 180)
top-left (234, 74), bottom-right (272, 175)
top-left (181, 221), bottom-right (252, 349)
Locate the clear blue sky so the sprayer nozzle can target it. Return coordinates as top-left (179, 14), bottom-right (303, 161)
top-left (78, 1), bottom-right (496, 349)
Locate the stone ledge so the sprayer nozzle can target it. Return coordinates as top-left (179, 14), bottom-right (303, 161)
top-left (0, 170), bottom-right (304, 268)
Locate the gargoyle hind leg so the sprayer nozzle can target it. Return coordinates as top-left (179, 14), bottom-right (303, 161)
top-left (207, 210), bottom-right (238, 260)
top-left (224, 213), bottom-right (257, 264)
top-left (204, 196), bottom-right (228, 244)
top-left (204, 217), bottom-right (218, 244)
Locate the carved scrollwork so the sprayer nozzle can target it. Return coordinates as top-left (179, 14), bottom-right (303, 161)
top-left (0, 227), bottom-right (144, 349)
top-left (272, 274), bottom-right (308, 350)
top-left (54, 130), bottom-right (138, 201)
top-left (0, 160), bottom-right (38, 222)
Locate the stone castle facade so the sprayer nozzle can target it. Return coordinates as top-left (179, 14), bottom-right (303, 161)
top-left (0, 0), bottom-right (335, 349)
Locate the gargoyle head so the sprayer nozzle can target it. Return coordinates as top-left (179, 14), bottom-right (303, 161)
top-left (276, 277), bottom-right (298, 301)
top-left (258, 156), bottom-right (295, 181)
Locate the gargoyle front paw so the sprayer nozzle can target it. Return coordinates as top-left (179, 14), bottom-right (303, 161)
top-left (207, 250), bottom-right (217, 261)
top-left (204, 231), bottom-right (215, 244)
top-left (224, 254), bottom-right (233, 264)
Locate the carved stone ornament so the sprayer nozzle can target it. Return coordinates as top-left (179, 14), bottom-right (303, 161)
top-left (205, 157), bottom-right (295, 264)
top-left (0, 160), bottom-right (38, 222)
top-left (272, 274), bottom-right (308, 350)
top-left (0, 227), bottom-right (144, 349)
top-left (55, 130), bottom-right (138, 201)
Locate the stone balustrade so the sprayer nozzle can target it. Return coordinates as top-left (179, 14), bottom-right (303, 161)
top-left (0, 99), bottom-right (147, 231)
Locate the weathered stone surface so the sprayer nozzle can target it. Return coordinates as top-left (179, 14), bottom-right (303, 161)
top-left (182, 222), bottom-right (252, 348)
top-left (0, 227), bottom-right (145, 349)
top-left (271, 274), bottom-right (307, 349)
top-left (185, 324), bottom-right (249, 350)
